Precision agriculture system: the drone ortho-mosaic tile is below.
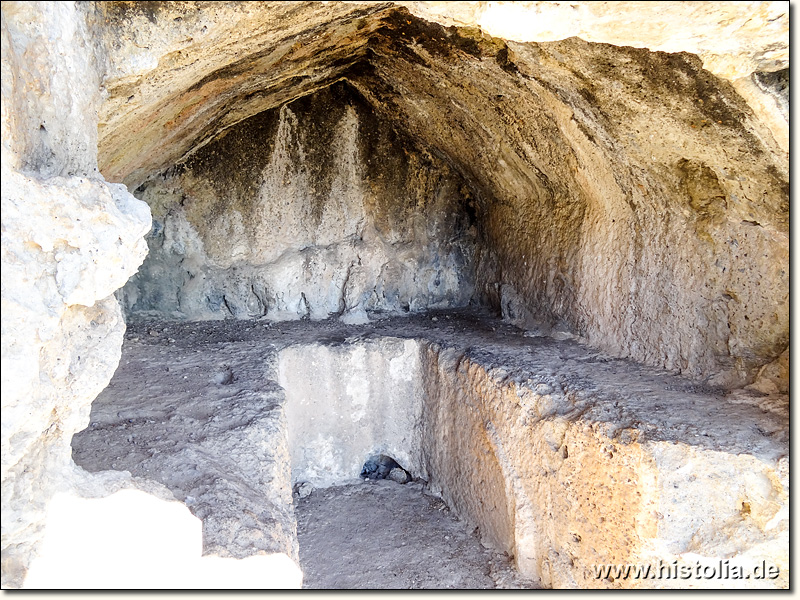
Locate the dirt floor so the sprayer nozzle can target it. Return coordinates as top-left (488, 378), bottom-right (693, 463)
top-left (295, 478), bottom-right (536, 589)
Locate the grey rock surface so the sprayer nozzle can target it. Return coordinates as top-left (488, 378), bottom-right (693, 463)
top-left (120, 83), bottom-right (477, 321)
top-left (388, 468), bottom-right (410, 484)
top-left (295, 479), bottom-right (534, 589)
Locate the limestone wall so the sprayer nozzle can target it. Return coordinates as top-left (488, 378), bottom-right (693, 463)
top-left (94, 1), bottom-right (788, 388)
top-left (0, 1), bottom-right (150, 587)
top-left (0, 0), bottom-right (789, 588)
top-left (235, 328), bottom-right (789, 588)
top-left (271, 330), bottom-right (788, 589)
top-left (278, 338), bottom-right (426, 487)
top-left (121, 82), bottom-right (477, 321)
top-left (352, 17), bottom-right (788, 388)
top-left (419, 340), bottom-right (788, 589)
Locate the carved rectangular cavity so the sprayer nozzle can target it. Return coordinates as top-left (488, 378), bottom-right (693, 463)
top-left (70, 316), bottom-right (788, 589)
top-left (278, 339), bottom-right (426, 488)
top-left (276, 332), bottom-right (788, 588)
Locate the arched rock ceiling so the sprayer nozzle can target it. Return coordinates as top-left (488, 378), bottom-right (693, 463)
top-left (93, 1), bottom-right (789, 387)
top-left (94, 1), bottom-right (788, 189)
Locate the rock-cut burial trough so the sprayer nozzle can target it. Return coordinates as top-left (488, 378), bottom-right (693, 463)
top-left (68, 311), bottom-right (788, 589)
top-left (1, 0), bottom-right (788, 590)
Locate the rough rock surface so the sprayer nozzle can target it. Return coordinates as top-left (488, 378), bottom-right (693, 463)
top-left (280, 337), bottom-right (425, 488)
top-left (95, 1), bottom-right (788, 389)
top-left (408, 2), bottom-right (789, 80)
top-left (1, 2), bottom-right (150, 587)
top-left (420, 334), bottom-right (788, 588)
top-left (0, 0), bottom-right (790, 589)
top-left (428, 1), bottom-right (790, 153)
top-left (121, 82), bottom-right (477, 321)
top-left (352, 19), bottom-right (788, 389)
top-left (71, 332), bottom-right (297, 563)
top-left (71, 311), bottom-right (788, 589)
top-left (94, 1), bottom-right (789, 187)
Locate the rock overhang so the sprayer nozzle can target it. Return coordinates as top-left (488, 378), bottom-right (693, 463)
top-left (96, 1), bottom-right (789, 389)
top-left (94, 1), bottom-right (788, 190)
top-left (1, 1), bottom-right (788, 589)
top-left (95, 3), bottom-right (420, 188)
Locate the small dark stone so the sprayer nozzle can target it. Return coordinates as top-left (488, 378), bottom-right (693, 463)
top-left (361, 454), bottom-right (403, 480)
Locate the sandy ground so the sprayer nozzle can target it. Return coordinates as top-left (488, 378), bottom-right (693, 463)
top-left (295, 478), bottom-right (536, 589)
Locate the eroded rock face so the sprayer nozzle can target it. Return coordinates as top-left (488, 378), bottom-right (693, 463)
top-left (420, 339), bottom-right (787, 588)
top-left (93, 1), bottom-right (395, 188)
top-left (464, 0), bottom-right (790, 153)
top-left (94, 1), bottom-right (789, 187)
top-left (0, 0), bottom-right (790, 589)
top-left (71, 334), bottom-right (298, 564)
top-left (408, 1), bottom-right (789, 81)
top-left (351, 18), bottom-right (788, 388)
top-left (95, 2), bottom-right (788, 388)
top-left (1, 1), bottom-right (150, 587)
top-left (121, 82), bottom-right (477, 320)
